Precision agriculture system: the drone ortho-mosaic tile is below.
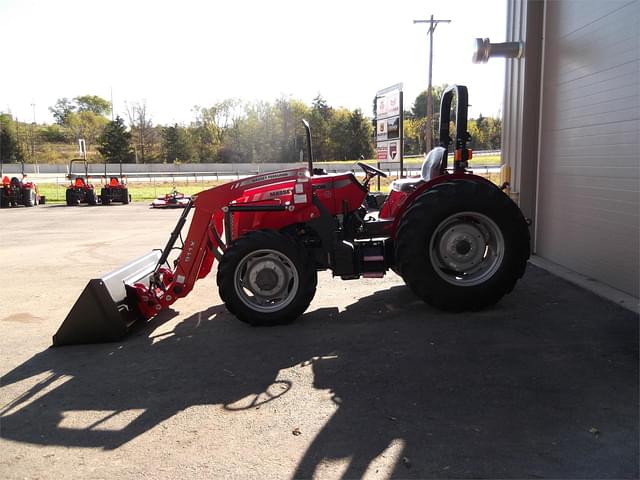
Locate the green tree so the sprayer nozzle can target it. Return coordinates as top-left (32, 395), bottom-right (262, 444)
top-left (49, 98), bottom-right (76, 126)
top-left (190, 99), bottom-right (243, 162)
top-left (75, 95), bottom-right (112, 116)
top-left (403, 117), bottom-right (427, 155)
top-left (49, 95), bottom-right (111, 156)
top-left (162, 124), bottom-right (194, 163)
top-left (410, 85), bottom-right (449, 153)
top-left (330, 108), bottom-right (373, 160)
top-left (310, 94), bottom-right (333, 161)
top-left (97, 116), bottom-right (134, 163)
top-left (410, 85), bottom-right (447, 119)
top-left (66, 110), bottom-right (108, 151)
top-left (49, 95), bottom-right (111, 125)
top-left (468, 115), bottom-right (501, 150)
top-left (0, 113), bottom-right (24, 163)
top-left (486, 116), bottom-right (502, 149)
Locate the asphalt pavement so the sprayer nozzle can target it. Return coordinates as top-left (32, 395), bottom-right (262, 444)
top-left (0, 203), bottom-right (637, 479)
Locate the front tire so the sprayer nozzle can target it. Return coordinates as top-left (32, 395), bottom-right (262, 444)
top-left (395, 180), bottom-right (530, 311)
top-left (217, 230), bottom-right (317, 326)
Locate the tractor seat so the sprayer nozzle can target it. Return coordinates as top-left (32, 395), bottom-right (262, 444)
top-left (391, 177), bottom-right (423, 193)
top-left (390, 147), bottom-right (446, 193)
top-left (109, 177), bottom-right (119, 186)
top-left (74, 177), bottom-right (86, 187)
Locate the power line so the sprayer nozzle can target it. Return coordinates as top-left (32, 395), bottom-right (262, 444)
top-left (413, 15), bottom-right (451, 152)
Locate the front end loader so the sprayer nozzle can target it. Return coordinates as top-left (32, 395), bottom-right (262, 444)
top-left (53, 85), bottom-right (530, 346)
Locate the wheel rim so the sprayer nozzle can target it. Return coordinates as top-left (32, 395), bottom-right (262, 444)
top-left (234, 249), bottom-right (299, 313)
top-left (429, 211), bottom-right (504, 287)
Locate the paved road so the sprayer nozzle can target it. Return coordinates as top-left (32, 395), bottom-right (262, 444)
top-left (1, 204), bottom-right (637, 479)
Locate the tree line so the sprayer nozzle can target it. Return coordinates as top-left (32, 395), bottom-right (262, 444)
top-left (0, 86), bottom-right (501, 164)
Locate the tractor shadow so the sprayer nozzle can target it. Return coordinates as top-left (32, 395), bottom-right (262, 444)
top-left (1, 266), bottom-right (638, 478)
top-left (291, 269), bottom-right (639, 478)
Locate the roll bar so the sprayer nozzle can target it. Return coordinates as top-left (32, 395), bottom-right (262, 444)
top-left (104, 158), bottom-right (124, 181)
top-left (438, 85), bottom-right (472, 174)
top-left (69, 159), bottom-right (89, 179)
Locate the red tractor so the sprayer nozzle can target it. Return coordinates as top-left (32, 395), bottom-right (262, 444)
top-left (54, 86), bottom-right (530, 346)
top-left (101, 159), bottom-right (130, 205)
top-left (0, 160), bottom-right (42, 208)
top-left (66, 159), bottom-right (97, 206)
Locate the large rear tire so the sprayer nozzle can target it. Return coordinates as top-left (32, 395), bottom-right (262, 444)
top-left (65, 189), bottom-right (76, 206)
top-left (395, 180), bottom-right (530, 311)
top-left (122, 188), bottom-right (129, 204)
top-left (86, 189), bottom-right (97, 206)
top-left (101, 188), bottom-right (111, 205)
top-left (23, 188), bottom-right (36, 207)
top-left (217, 230), bottom-right (317, 326)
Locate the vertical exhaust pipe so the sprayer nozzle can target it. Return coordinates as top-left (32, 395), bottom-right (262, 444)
top-left (302, 119), bottom-right (314, 173)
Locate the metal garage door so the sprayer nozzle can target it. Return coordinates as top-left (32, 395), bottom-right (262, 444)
top-left (536, 0), bottom-right (639, 296)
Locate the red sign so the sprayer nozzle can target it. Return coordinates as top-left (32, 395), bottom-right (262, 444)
top-left (389, 142), bottom-right (398, 160)
top-left (376, 146), bottom-right (388, 160)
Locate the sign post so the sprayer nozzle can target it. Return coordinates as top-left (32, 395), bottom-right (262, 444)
top-left (374, 84), bottom-right (404, 183)
top-left (78, 139), bottom-right (87, 160)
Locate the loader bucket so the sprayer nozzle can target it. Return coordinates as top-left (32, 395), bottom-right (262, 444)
top-left (52, 250), bottom-right (161, 346)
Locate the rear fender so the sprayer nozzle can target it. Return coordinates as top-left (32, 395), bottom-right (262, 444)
top-left (388, 173), bottom-right (496, 237)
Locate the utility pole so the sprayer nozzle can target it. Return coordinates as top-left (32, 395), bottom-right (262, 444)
top-left (110, 87), bottom-right (115, 121)
top-left (30, 102), bottom-right (38, 172)
top-left (413, 15), bottom-right (451, 152)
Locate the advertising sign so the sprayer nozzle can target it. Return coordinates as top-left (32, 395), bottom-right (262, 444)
top-left (376, 119), bottom-right (388, 141)
top-left (374, 84), bottom-right (403, 176)
top-left (376, 90), bottom-right (401, 119)
top-left (376, 139), bottom-right (400, 161)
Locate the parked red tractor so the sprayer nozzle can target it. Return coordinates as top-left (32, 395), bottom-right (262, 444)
top-left (101, 160), bottom-right (130, 205)
top-left (66, 159), bottom-right (97, 206)
top-left (0, 160), bottom-right (42, 208)
top-left (54, 86), bottom-right (530, 346)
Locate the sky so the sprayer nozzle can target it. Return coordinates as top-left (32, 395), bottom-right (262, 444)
top-left (0, 0), bottom-right (508, 125)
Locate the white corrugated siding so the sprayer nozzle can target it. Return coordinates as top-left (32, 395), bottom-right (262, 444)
top-left (536, 0), bottom-right (640, 296)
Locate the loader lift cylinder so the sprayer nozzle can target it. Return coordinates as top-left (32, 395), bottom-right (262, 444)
top-left (157, 199), bottom-right (193, 270)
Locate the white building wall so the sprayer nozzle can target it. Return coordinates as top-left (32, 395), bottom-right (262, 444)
top-left (535, 0), bottom-right (640, 296)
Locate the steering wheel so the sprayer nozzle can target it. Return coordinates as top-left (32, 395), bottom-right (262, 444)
top-left (356, 161), bottom-right (387, 178)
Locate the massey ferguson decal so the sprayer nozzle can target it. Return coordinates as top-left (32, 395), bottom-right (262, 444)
top-left (238, 170), bottom-right (297, 187)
